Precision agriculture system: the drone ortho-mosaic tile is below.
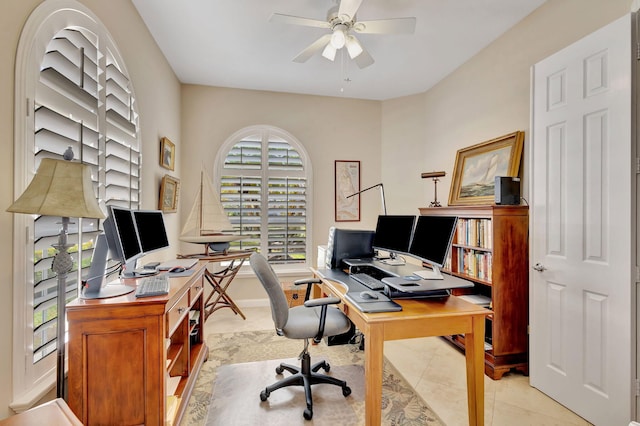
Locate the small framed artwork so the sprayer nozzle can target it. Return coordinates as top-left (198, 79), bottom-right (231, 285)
top-left (159, 174), bottom-right (179, 212)
top-left (160, 137), bottom-right (175, 171)
top-left (449, 131), bottom-right (524, 206)
top-left (334, 160), bottom-right (360, 222)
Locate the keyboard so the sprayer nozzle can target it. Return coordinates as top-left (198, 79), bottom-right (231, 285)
top-left (350, 273), bottom-right (385, 291)
top-left (135, 274), bottom-right (170, 298)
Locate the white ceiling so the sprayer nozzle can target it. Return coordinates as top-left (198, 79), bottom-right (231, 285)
top-left (131, 0), bottom-right (546, 101)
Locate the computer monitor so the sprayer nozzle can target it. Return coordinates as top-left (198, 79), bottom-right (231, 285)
top-left (408, 215), bottom-right (458, 280)
top-left (326, 227), bottom-right (375, 269)
top-left (133, 209), bottom-right (170, 255)
top-left (103, 206), bottom-right (143, 277)
top-left (372, 215), bottom-right (416, 265)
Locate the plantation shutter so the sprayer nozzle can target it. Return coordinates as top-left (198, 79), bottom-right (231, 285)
top-left (31, 28), bottom-right (140, 363)
top-left (220, 131), bottom-right (307, 264)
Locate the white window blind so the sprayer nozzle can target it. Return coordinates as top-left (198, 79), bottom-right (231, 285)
top-left (32, 27), bottom-right (140, 364)
top-left (218, 129), bottom-right (310, 264)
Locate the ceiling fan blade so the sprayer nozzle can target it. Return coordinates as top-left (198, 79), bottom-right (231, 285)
top-left (293, 34), bottom-right (332, 63)
top-left (269, 13), bottom-right (331, 29)
top-left (354, 17), bottom-right (416, 35)
top-left (338, 0), bottom-right (363, 22)
top-left (354, 46), bottom-right (374, 69)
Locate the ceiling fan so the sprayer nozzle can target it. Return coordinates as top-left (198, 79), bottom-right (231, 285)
top-left (270, 0), bottom-right (416, 69)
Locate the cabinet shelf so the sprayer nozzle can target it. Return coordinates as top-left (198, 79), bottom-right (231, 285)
top-left (420, 205), bottom-right (529, 380)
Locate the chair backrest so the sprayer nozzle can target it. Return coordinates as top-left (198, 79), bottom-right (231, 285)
top-left (250, 252), bottom-right (289, 330)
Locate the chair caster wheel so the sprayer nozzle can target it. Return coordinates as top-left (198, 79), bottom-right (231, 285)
top-left (342, 386), bottom-right (352, 397)
top-left (275, 366), bottom-right (284, 374)
top-left (303, 408), bottom-right (313, 420)
top-left (260, 389), bottom-right (269, 401)
top-left (323, 362), bottom-right (331, 372)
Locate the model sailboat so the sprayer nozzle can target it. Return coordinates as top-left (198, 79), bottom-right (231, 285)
top-left (179, 170), bottom-right (244, 254)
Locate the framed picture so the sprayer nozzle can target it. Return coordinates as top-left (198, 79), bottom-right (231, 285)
top-left (335, 160), bottom-right (360, 222)
top-left (449, 131), bottom-right (524, 206)
top-left (160, 137), bottom-right (175, 171)
top-left (159, 174), bottom-right (179, 212)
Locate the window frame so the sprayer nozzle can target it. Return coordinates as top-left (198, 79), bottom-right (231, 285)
top-left (11, 0), bottom-right (140, 410)
top-left (214, 125), bottom-right (313, 273)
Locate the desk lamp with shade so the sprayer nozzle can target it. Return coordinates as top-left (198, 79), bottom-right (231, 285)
top-left (7, 147), bottom-right (105, 399)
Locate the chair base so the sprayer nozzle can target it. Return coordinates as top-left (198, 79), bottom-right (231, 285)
top-left (259, 352), bottom-right (351, 420)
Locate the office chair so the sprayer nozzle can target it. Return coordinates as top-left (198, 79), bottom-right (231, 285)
top-left (249, 252), bottom-right (352, 420)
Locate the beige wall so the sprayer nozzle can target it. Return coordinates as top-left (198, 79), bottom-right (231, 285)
top-left (382, 0), bottom-right (632, 214)
top-left (180, 85), bottom-right (381, 300)
top-left (0, 0), bottom-right (181, 417)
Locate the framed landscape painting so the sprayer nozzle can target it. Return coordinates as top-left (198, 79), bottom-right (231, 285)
top-left (448, 131), bottom-right (524, 206)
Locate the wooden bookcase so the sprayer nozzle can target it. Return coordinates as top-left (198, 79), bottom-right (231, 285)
top-left (67, 262), bottom-right (207, 425)
top-left (419, 205), bottom-right (529, 379)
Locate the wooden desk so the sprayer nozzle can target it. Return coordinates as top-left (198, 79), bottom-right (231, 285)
top-left (0, 399), bottom-right (82, 426)
top-left (313, 269), bottom-right (490, 426)
top-left (67, 262), bottom-right (208, 426)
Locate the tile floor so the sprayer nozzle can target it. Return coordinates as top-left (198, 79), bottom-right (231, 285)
top-left (205, 306), bottom-right (591, 426)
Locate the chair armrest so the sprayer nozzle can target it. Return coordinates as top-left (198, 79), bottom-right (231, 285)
top-left (303, 296), bottom-right (343, 343)
top-left (294, 278), bottom-right (323, 301)
top-left (294, 278), bottom-right (322, 286)
top-left (303, 296), bottom-right (340, 308)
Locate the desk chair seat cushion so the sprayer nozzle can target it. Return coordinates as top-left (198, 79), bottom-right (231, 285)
top-left (283, 305), bottom-right (351, 339)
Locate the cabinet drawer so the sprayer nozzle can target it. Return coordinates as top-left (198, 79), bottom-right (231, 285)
top-left (167, 291), bottom-right (189, 337)
top-left (189, 279), bottom-right (204, 305)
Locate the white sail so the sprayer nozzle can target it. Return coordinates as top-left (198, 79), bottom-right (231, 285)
top-left (180, 170), bottom-right (244, 244)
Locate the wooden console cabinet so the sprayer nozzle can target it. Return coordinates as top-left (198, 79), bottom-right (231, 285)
top-left (67, 262), bottom-right (207, 425)
top-left (419, 205), bottom-right (529, 379)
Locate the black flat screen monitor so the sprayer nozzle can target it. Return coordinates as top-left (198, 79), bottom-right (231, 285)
top-left (373, 215), bottom-right (416, 264)
top-left (408, 215), bottom-right (458, 280)
top-left (133, 210), bottom-right (170, 255)
top-left (327, 228), bottom-right (375, 269)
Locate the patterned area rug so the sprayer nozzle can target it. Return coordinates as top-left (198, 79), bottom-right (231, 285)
top-left (180, 330), bottom-right (444, 425)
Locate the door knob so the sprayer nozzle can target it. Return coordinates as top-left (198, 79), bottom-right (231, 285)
top-left (533, 263), bottom-right (546, 272)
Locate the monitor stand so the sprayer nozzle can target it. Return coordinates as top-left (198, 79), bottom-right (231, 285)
top-left (381, 252), bottom-right (405, 266)
top-left (82, 233), bottom-right (135, 299)
top-left (413, 265), bottom-right (444, 280)
top-left (82, 281), bottom-right (134, 299)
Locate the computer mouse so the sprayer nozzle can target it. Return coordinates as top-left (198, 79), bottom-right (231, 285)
top-left (403, 275), bottom-right (421, 281)
top-left (359, 290), bottom-right (379, 300)
top-left (169, 266), bottom-right (185, 273)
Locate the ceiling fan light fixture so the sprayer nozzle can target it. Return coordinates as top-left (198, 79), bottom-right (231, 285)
top-left (330, 24), bottom-right (347, 49)
top-left (345, 35), bottom-right (363, 59)
top-left (322, 43), bottom-right (337, 61)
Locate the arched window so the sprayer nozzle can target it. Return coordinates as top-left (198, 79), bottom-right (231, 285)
top-left (12, 0), bottom-right (140, 407)
top-left (215, 126), bottom-right (312, 267)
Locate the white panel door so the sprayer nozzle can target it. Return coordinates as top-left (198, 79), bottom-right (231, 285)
top-left (530, 14), bottom-right (634, 425)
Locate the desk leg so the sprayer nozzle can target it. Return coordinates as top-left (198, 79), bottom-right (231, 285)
top-left (465, 315), bottom-right (485, 426)
top-left (364, 324), bottom-right (384, 426)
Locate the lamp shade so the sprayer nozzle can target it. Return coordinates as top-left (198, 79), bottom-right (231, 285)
top-left (7, 158), bottom-right (104, 219)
